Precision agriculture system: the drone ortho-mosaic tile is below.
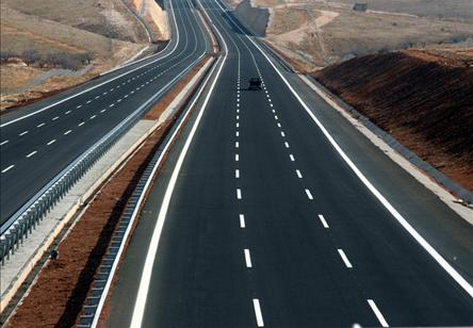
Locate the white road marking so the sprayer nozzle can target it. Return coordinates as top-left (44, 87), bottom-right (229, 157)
top-left (124, 94), bottom-right (129, 98)
top-left (103, 91), bottom-right (108, 95)
top-left (117, 99), bottom-right (122, 103)
top-left (239, 214), bottom-right (246, 228)
top-left (284, 141), bottom-right (290, 148)
top-left (65, 110), bottom-right (71, 115)
top-left (235, 154), bottom-right (239, 161)
top-left (239, 16), bottom-right (473, 296)
top-left (272, 109), bottom-right (276, 113)
top-left (236, 109), bottom-right (240, 113)
top-left (368, 299), bottom-right (389, 327)
top-left (281, 131), bottom-right (285, 137)
top-left (237, 188), bottom-right (242, 199)
top-left (296, 169), bottom-right (302, 178)
top-left (26, 150), bottom-right (37, 158)
top-left (52, 116), bottom-right (59, 121)
top-left (101, 109), bottom-right (106, 113)
top-left (95, 96), bottom-right (100, 99)
top-left (86, 100), bottom-right (92, 104)
top-left (244, 249), bottom-right (253, 268)
top-left (305, 189), bottom-right (314, 200)
top-left (78, 122), bottom-right (85, 127)
top-left (236, 115), bottom-right (239, 120)
top-left (237, 103), bottom-right (240, 107)
top-left (270, 103), bottom-right (273, 107)
top-left (236, 123), bottom-right (239, 128)
top-left (289, 154), bottom-right (295, 161)
top-left (253, 299), bottom-right (265, 327)
top-left (110, 88), bottom-right (115, 91)
top-left (77, 105), bottom-right (83, 109)
top-left (37, 123), bottom-right (46, 128)
top-left (64, 130), bottom-right (72, 135)
top-left (277, 123), bottom-right (281, 128)
top-left (236, 131), bottom-right (239, 137)
top-left (47, 139), bottom-right (56, 145)
top-left (19, 131), bottom-right (29, 136)
top-left (274, 115), bottom-right (278, 120)
top-left (2, 165), bottom-right (14, 173)
top-left (337, 249), bottom-right (353, 268)
top-left (0, 140), bottom-right (9, 146)
top-left (90, 115), bottom-right (96, 119)
top-left (109, 104), bottom-right (115, 108)
top-left (318, 214), bottom-right (329, 228)
top-left (235, 169), bottom-right (240, 178)
top-left (235, 141), bottom-right (239, 148)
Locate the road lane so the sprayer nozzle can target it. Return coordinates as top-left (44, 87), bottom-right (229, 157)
top-left (104, 0), bottom-right (473, 327)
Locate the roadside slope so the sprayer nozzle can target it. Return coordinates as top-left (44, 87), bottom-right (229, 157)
top-left (313, 49), bottom-right (473, 194)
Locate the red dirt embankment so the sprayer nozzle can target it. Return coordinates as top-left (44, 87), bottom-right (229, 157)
top-left (313, 49), bottom-right (473, 193)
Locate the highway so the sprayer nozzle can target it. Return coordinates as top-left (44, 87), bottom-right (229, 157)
top-left (0, 0), bottom-right (208, 226)
top-left (101, 0), bottom-right (473, 327)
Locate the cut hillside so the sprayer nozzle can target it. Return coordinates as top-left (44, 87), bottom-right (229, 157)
top-left (313, 49), bottom-right (473, 194)
top-left (225, 0), bottom-right (473, 71)
top-left (0, 0), bottom-right (169, 111)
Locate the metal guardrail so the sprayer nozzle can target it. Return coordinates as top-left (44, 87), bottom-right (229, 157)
top-left (0, 53), bottom-right (205, 265)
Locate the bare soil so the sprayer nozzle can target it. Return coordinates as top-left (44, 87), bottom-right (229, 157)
top-left (313, 49), bottom-right (473, 193)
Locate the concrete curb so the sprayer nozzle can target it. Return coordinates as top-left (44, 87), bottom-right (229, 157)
top-left (299, 74), bottom-right (473, 224)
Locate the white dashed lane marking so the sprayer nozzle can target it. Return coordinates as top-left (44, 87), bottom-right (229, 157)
top-left (47, 139), bottom-right (56, 145)
top-left (284, 142), bottom-right (290, 148)
top-left (90, 115), bottom-right (96, 119)
top-left (65, 110), bottom-right (71, 115)
top-left (296, 170), bottom-right (302, 178)
top-left (64, 130), bottom-right (72, 135)
top-left (337, 249), bottom-right (353, 268)
top-left (237, 188), bottom-right (242, 199)
top-left (290, 154), bottom-right (295, 161)
top-left (0, 140), bottom-right (9, 146)
top-left (253, 299), bottom-right (265, 327)
top-left (26, 150), bottom-right (37, 158)
top-left (101, 109), bottom-right (106, 113)
top-left (235, 154), bottom-right (239, 162)
top-left (52, 116), bottom-right (59, 121)
top-left (235, 169), bottom-right (240, 178)
top-left (2, 165), bottom-right (14, 174)
top-left (19, 131), bottom-right (29, 136)
top-left (281, 131), bottom-right (285, 137)
top-left (78, 122), bottom-right (85, 127)
top-left (305, 189), bottom-right (314, 200)
top-left (368, 300), bottom-right (389, 327)
top-left (37, 123), bottom-right (46, 128)
top-left (86, 100), bottom-right (92, 104)
top-left (318, 214), bottom-right (329, 228)
top-left (244, 249), bottom-right (253, 268)
top-left (239, 214), bottom-right (246, 228)
top-left (77, 105), bottom-right (83, 109)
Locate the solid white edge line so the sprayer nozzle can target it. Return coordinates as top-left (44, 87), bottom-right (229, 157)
top-left (239, 214), bottom-right (246, 228)
top-left (221, 4), bottom-right (473, 297)
top-left (129, 22), bottom-right (228, 327)
top-left (244, 249), bottom-right (252, 268)
top-left (318, 214), bottom-right (329, 228)
top-left (337, 249), bottom-right (353, 268)
top-left (367, 299), bottom-right (389, 327)
top-left (253, 298), bottom-right (265, 327)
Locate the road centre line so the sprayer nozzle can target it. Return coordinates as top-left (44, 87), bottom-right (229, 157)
top-left (318, 214), bottom-right (329, 228)
top-left (26, 150), bottom-right (37, 158)
top-left (90, 115), bottom-right (97, 119)
top-left (296, 169), bottom-right (302, 178)
top-left (284, 141), bottom-right (290, 148)
top-left (253, 299), bottom-right (265, 327)
top-left (289, 154), bottom-right (295, 161)
top-left (235, 141), bottom-right (239, 148)
top-left (235, 169), bottom-right (240, 178)
top-left (47, 139), bottom-right (56, 145)
top-left (64, 130), bottom-right (72, 135)
top-left (78, 122), bottom-right (85, 127)
top-left (281, 131), bottom-right (285, 137)
top-left (37, 123), bottom-right (46, 128)
top-left (0, 140), bottom-right (9, 146)
top-left (19, 131), bottom-right (29, 136)
top-left (52, 116), bottom-right (59, 121)
top-left (305, 189), bottom-right (314, 200)
top-left (239, 214), bottom-right (245, 228)
top-left (86, 100), bottom-right (92, 104)
top-left (2, 165), bottom-right (14, 174)
top-left (77, 105), bottom-right (83, 109)
top-left (337, 249), bottom-right (353, 268)
top-left (65, 110), bottom-right (72, 115)
top-left (367, 299), bottom-right (389, 327)
top-left (274, 115), bottom-right (278, 120)
top-left (236, 131), bottom-right (239, 137)
top-left (236, 122), bottom-right (239, 128)
top-left (235, 154), bottom-right (239, 161)
top-left (101, 109), bottom-right (106, 113)
top-left (244, 249), bottom-right (253, 268)
top-left (237, 188), bottom-right (242, 199)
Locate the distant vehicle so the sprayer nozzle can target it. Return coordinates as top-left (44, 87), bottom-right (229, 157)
top-left (248, 77), bottom-right (262, 90)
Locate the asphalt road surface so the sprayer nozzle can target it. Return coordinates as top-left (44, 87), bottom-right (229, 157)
top-left (0, 0), bottom-right (208, 225)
